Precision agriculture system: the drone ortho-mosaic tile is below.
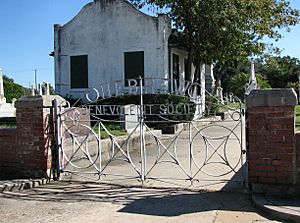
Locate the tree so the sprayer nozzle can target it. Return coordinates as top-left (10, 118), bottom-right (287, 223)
top-left (256, 56), bottom-right (300, 88)
top-left (3, 75), bottom-right (31, 103)
top-left (130, 0), bottom-right (299, 84)
top-left (221, 56), bottom-right (300, 97)
top-left (227, 73), bottom-right (271, 99)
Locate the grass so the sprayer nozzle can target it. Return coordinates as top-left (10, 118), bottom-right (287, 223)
top-left (0, 124), bottom-right (16, 129)
top-left (295, 105), bottom-right (300, 131)
top-left (93, 123), bottom-right (127, 139)
top-left (218, 102), bottom-right (244, 113)
top-left (0, 122), bottom-right (127, 139)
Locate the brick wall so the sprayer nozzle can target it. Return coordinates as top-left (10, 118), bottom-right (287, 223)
top-left (0, 95), bottom-right (65, 179)
top-left (0, 128), bottom-right (17, 178)
top-left (246, 89), bottom-right (299, 193)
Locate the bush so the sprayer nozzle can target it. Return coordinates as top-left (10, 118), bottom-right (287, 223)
top-left (205, 95), bottom-right (220, 115)
top-left (3, 76), bottom-right (31, 102)
top-left (98, 93), bottom-right (196, 123)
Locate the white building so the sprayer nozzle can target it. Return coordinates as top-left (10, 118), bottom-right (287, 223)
top-left (53, 0), bottom-right (210, 101)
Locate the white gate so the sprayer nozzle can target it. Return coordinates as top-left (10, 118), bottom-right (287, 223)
top-left (53, 78), bottom-right (246, 189)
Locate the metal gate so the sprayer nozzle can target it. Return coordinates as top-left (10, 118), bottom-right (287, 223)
top-left (53, 78), bottom-right (246, 189)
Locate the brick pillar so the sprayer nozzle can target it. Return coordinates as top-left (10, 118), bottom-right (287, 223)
top-left (295, 133), bottom-right (300, 185)
top-left (246, 89), bottom-right (298, 193)
top-left (15, 95), bottom-right (65, 178)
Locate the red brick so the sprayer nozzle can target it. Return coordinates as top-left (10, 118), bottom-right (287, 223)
top-left (272, 160), bottom-right (292, 166)
top-left (273, 130), bottom-right (294, 137)
top-left (253, 107), bottom-right (274, 113)
top-left (277, 153), bottom-right (294, 161)
top-left (276, 166), bottom-right (293, 172)
top-left (267, 112), bottom-right (285, 118)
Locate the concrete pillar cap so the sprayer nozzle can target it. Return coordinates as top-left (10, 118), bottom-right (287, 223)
top-left (15, 95), bottom-right (67, 108)
top-left (246, 89), bottom-right (297, 108)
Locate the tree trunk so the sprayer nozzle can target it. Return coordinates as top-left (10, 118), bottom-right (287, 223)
top-left (213, 71), bottom-right (223, 95)
top-left (186, 48), bottom-right (194, 82)
top-left (194, 63), bottom-right (200, 83)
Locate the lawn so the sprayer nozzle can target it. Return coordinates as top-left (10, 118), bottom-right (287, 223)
top-left (0, 124), bottom-right (16, 129)
top-left (0, 122), bottom-right (127, 139)
top-left (295, 105), bottom-right (300, 131)
top-left (93, 123), bottom-right (128, 139)
top-left (217, 101), bottom-right (244, 113)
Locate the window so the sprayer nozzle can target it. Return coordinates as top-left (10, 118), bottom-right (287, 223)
top-left (124, 51), bottom-right (144, 86)
top-left (70, 55), bottom-right (88, 88)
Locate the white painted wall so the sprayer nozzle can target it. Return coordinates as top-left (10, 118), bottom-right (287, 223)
top-left (54, 0), bottom-right (171, 98)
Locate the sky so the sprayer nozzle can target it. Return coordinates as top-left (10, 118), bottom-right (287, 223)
top-left (0, 0), bottom-right (300, 89)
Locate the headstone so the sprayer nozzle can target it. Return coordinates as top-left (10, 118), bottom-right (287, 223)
top-left (39, 83), bottom-right (43, 95)
top-left (245, 60), bottom-right (257, 96)
top-left (31, 85), bottom-right (35, 96)
top-left (120, 104), bottom-right (138, 133)
top-left (46, 83), bottom-right (50, 95)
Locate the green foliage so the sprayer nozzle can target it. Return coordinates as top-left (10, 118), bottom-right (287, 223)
top-left (295, 105), bottom-right (300, 131)
top-left (227, 73), bottom-right (271, 99)
top-left (130, 0), bottom-right (300, 80)
top-left (0, 124), bottom-right (16, 129)
top-left (256, 56), bottom-right (300, 88)
top-left (99, 130), bottom-right (127, 139)
top-left (3, 75), bottom-right (31, 103)
top-left (295, 105), bottom-right (300, 116)
top-left (287, 82), bottom-right (299, 97)
top-left (220, 56), bottom-right (300, 96)
top-left (99, 94), bottom-right (196, 122)
top-left (218, 102), bottom-right (244, 113)
top-left (93, 123), bottom-right (127, 139)
top-left (205, 95), bottom-right (220, 115)
top-left (0, 117), bottom-right (16, 128)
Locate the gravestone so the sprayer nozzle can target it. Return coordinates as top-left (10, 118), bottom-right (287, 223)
top-left (120, 104), bottom-right (139, 133)
top-left (245, 60), bottom-right (257, 96)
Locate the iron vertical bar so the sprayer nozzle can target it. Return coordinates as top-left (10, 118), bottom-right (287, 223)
top-left (242, 107), bottom-right (249, 190)
top-left (98, 123), bottom-right (102, 179)
top-left (53, 99), bottom-right (61, 180)
top-left (189, 122), bottom-right (192, 179)
top-left (139, 76), bottom-right (145, 183)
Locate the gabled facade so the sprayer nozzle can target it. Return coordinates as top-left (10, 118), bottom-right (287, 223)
top-left (54, 0), bottom-right (208, 100)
